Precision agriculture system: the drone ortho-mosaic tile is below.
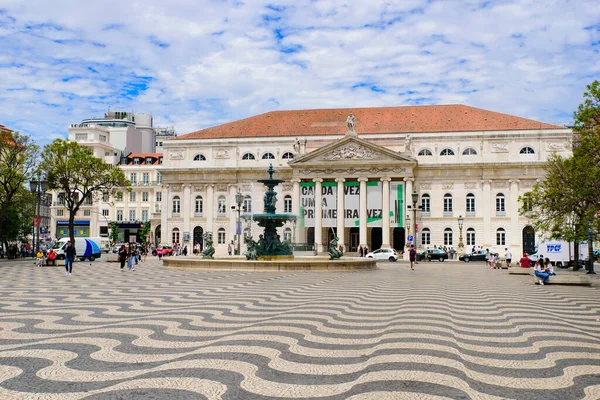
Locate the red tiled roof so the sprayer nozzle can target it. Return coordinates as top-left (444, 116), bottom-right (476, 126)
top-left (177, 104), bottom-right (563, 140)
top-left (127, 153), bottom-right (163, 158)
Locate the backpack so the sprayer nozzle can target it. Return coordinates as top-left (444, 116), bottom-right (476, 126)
top-left (409, 248), bottom-right (416, 258)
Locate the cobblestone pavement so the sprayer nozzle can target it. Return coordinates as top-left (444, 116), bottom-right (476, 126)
top-left (0, 256), bottom-right (599, 400)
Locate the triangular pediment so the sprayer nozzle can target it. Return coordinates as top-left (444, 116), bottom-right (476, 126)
top-left (289, 135), bottom-right (416, 166)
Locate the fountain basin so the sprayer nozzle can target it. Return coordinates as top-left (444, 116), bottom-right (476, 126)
top-left (162, 257), bottom-right (377, 272)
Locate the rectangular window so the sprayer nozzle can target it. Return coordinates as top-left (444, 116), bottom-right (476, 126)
top-left (116, 192), bottom-right (123, 202)
top-left (156, 192), bottom-right (162, 202)
top-left (218, 230), bottom-right (226, 244)
top-left (284, 197), bottom-right (292, 213)
top-left (157, 172), bottom-right (162, 184)
top-left (99, 135), bottom-right (106, 142)
top-left (146, 158), bottom-right (153, 165)
top-left (218, 198), bottom-right (226, 215)
top-left (129, 210), bottom-right (136, 221)
top-left (443, 198), bottom-right (453, 212)
top-left (102, 209), bottom-right (109, 217)
top-left (497, 231), bottom-right (506, 245)
top-left (56, 209), bottom-right (64, 217)
top-left (75, 133), bottom-right (87, 141)
top-left (84, 210), bottom-right (91, 216)
top-left (466, 197), bottom-right (475, 213)
top-left (142, 192), bottom-right (149, 202)
top-left (130, 173), bottom-right (137, 184)
top-left (142, 209), bottom-right (148, 222)
top-left (421, 197), bottom-right (430, 213)
top-left (143, 173), bottom-right (149, 184)
top-left (130, 192), bottom-right (136, 202)
top-left (85, 196), bottom-right (93, 205)
top-left (133, 158), bottom-right (140, 165)
top-left (466, 231), bottom-right (475, 246)
top-left (444, 231), bottom-right (453, 246)
top-left (244, 197), bottom-right (252, 213)
top-left (422, 231), bottom-right (430, 245)
top-left (117, 210), bottom-right (123, 221)
top-left (496, 197), bottom-right (505, 214)
top-left (102, 192), bottom-right (109, 202)
top-left (195, 198), bottom-right (203, 214)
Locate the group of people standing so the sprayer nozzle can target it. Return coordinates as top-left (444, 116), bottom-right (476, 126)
top-left (357, 245), bottom-right (369, 257)
top-left (118, 243), bottom-right (147, 272)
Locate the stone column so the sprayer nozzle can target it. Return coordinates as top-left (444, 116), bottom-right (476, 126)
top-left (183, 184), bottom-right (191, 243)
top-left (229, 184), bottom-right (238, 245)
top-left (381, 177), bottom-right (391, 249)
top-left (291, 179), bottom-right (302, 244)
top-left (335, 178), bottom-right (345, 250)
top-left (206, 184), bottom-right (214, 235)
top-left (482, 180), bottom-right (492, 248)
top-left (358, 177), bottom-right (368, 248)
top-left (314, 178), bottom-right (323, 253)
top-left (160, 185), bottom-right (168, 245)
top-left (509, 179), bottom-right (520, 253)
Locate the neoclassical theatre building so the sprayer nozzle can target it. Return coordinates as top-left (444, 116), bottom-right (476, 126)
top-left (159, 105), bottom-right (571, 257)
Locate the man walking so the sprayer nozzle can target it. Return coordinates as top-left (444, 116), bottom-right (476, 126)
top-left (65, 241), bottom-right (76, 276)
top-left (505, 248), bottom-right (512, 268)
top-left (409, 244), bottom-right (417, 270)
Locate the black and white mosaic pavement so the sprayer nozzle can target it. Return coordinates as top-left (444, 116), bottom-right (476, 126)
top-left (0, 256), bottom-right (599, 399)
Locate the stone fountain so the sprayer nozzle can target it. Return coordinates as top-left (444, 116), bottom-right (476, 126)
top-left (241, 164), bottom-right (296, 260)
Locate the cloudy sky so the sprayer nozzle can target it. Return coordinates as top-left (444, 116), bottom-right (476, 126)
top-left (1, 0), bottom-right (598, 145)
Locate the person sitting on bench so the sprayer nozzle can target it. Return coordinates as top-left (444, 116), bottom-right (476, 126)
top-left (534, 259), bottom-right (554, 285)
top-left (46, 249), bottom-right (57, 266)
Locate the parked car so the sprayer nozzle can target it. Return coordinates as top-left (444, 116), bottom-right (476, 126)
top-left (416, 249), bottom-right (448, 262)
top-left (365, 248), bottom-right (398, 262)
top-left (459, 249), bottom-right (489, 262)
top-left (152, 245), bottom-right (173, 256)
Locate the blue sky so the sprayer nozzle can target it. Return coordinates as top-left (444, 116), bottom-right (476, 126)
top-left (0, 0), bottom-right (599, 145)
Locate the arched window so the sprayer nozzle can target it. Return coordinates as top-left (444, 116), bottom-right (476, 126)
top-left (421, 194), bottom-right (431, 213)
top-left (440, 148), bottom-right (455, 156)
top-left (283, 227), bottom-right (292, 242)
top-left (418, 149), bottom-right (433, 156)
top-left (195, 196), bottom-right (203, 215)
top-left (520, 146), bottom-right (535, 154)
top-left (243, 195), bottom-right (252, 213)
top-left (217, 196), bottom-right (226, 215)
top-left (444, 228), bottom-right (453, 246)
top-left (242, 152), bottom-right (255, 160)
top-left (496, 228), bottom-right (506, 245)
top-left (496, 193), bottom-right (505, 214)
top-left (443, 193), bottom-right (453, 213)
top-left (421, 228), bottom-right (431, 245)
top-left (466, 228), bottom-right (476, 246)
top-left (284, 195), bottom-right (292, 213)
top-left (262, 152), bottom-right (275, 160)
top-left (193, 154), bottom-right (206, 161)
top-left (172, 228), bottom-right (180, 244)
top-left (172, 196), bottom-right (180, 215)
top-left (217, 227), bottom-right (226, 244)
top-left (282, 152), bottom-right (294, 160)
top-left (462, 148), bottom-right (477, 155)
top-left (466, 193), bottom-right (475, 214)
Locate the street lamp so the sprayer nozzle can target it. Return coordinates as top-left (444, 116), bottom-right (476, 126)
top-left (458, 215), bottom-right (464, 250)
top-left (587, 226), bottom-right (596, 274)
top-left (411, 191), bottom-right (420, 248)
top-left (29, 177), bottom-right (49, 253)
top-left (232, 189), bottom-right (244, 255)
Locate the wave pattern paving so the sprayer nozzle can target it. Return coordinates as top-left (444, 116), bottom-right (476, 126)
top-left (0, 258), bottom-right (599, 400)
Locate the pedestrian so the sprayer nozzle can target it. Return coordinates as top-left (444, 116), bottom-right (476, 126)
top-left (505, 248), bottom-right (512, 268)
top-left (128, 244), bottom-right (136, 271)
top-left (119, 244), bottom-right (127, 271)
top-left (363, 245), bottom-right (369, 256)
top-left (183, 245), bottom-right (188, 256)
top-left (409, 244), bottom-right (417, 270)
top-left (228, 242), bottom-right (233, 256)
top-left (64, 240), bottom-right (76, 276)
top-left (157, 246), bottom-right (163, 260)
top-left (358, 245), bottom-right (363, 257)
top-left (143, 244), bottom-right (148, 262)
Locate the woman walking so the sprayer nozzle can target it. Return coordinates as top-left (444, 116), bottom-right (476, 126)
top-left (127, 244), bottom-right (136, 271)
top-left (119, 244), bottom-right (127, 272)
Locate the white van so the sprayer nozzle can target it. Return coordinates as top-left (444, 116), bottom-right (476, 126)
top-left (529, 240), bottom-right (589, 266)
top-left (100, 238), bottom-right (111, 253)
top-left (52, 237), bottom-right (102, 261)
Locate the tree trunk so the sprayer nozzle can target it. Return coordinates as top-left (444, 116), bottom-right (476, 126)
top-left (69, 211), bottom-right (76, 246)
top-left (573, 239), bottom-right (580, 271)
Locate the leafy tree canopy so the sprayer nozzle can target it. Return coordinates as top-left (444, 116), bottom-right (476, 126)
top-left (42, 139), bottom-right (130, 245)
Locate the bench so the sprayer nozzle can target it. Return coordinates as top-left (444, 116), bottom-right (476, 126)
top-left (508, 269), bottom-right (532, 275)
top-left (106, 256), bottom-right (120, 263)
top-left (533, 275), bottom-right (592, 286)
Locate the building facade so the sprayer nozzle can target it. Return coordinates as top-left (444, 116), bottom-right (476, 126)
top-left (158, 105), bottom-right (571, 257)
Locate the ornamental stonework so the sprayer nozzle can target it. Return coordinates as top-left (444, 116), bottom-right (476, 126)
top-left (493, 181), bottom-right (507, 188)
top-left (491, 143), bottom-right (509, 153)
top-left (322, 144), bottom-right (377, 160)
top-left (216, 184), bottom-right (227, 192)
top-left (193, 185), bottom-right (204, 191)
top-left (420, 182), bottom-right (432, 190)
top-left (215, 149), bottom-right (230, 158)
top-left (169, 150), bottom-right (185, 160)
top-left (464, 182), bottom-right (477, 189)
top-left (547, 142), bottom-right (567, 151)
top-left (442, 182), bottom-right (454, 189)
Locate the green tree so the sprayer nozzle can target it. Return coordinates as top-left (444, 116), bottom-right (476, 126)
top-left (521, 80), bottom-right (600, 268)
top-left (0, 131), bottom-right (39, 249)
top-left (108, 221), bottom-right (119, 244)
top-left (42, 139), bottom-right (130, 245)
top-left (140, 221), bottom-right (151, 244)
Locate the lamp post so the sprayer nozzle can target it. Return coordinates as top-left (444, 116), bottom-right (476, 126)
top-left (587, 226), bottom-right (596, 274)
top-left (458, 215), bottom-right (464, 251)
top-left (411, 191), bottom-right (420, 248)
top-left (232, 189), bottom-right (244, 255)
top-left (29, 177), bottom-right (49, 253)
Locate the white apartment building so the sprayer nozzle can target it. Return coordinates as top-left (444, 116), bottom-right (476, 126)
top-left (157, 104), bottom-right (571, 257)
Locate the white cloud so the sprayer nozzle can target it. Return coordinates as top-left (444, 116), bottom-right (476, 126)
top-left (1, 0), bottom-right (599, 145)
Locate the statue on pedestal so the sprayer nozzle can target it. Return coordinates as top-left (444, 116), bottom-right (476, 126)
top-left (328, 236), bottom-right (343, 260)
top-left (201, 232), bottom-right (215, 259)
